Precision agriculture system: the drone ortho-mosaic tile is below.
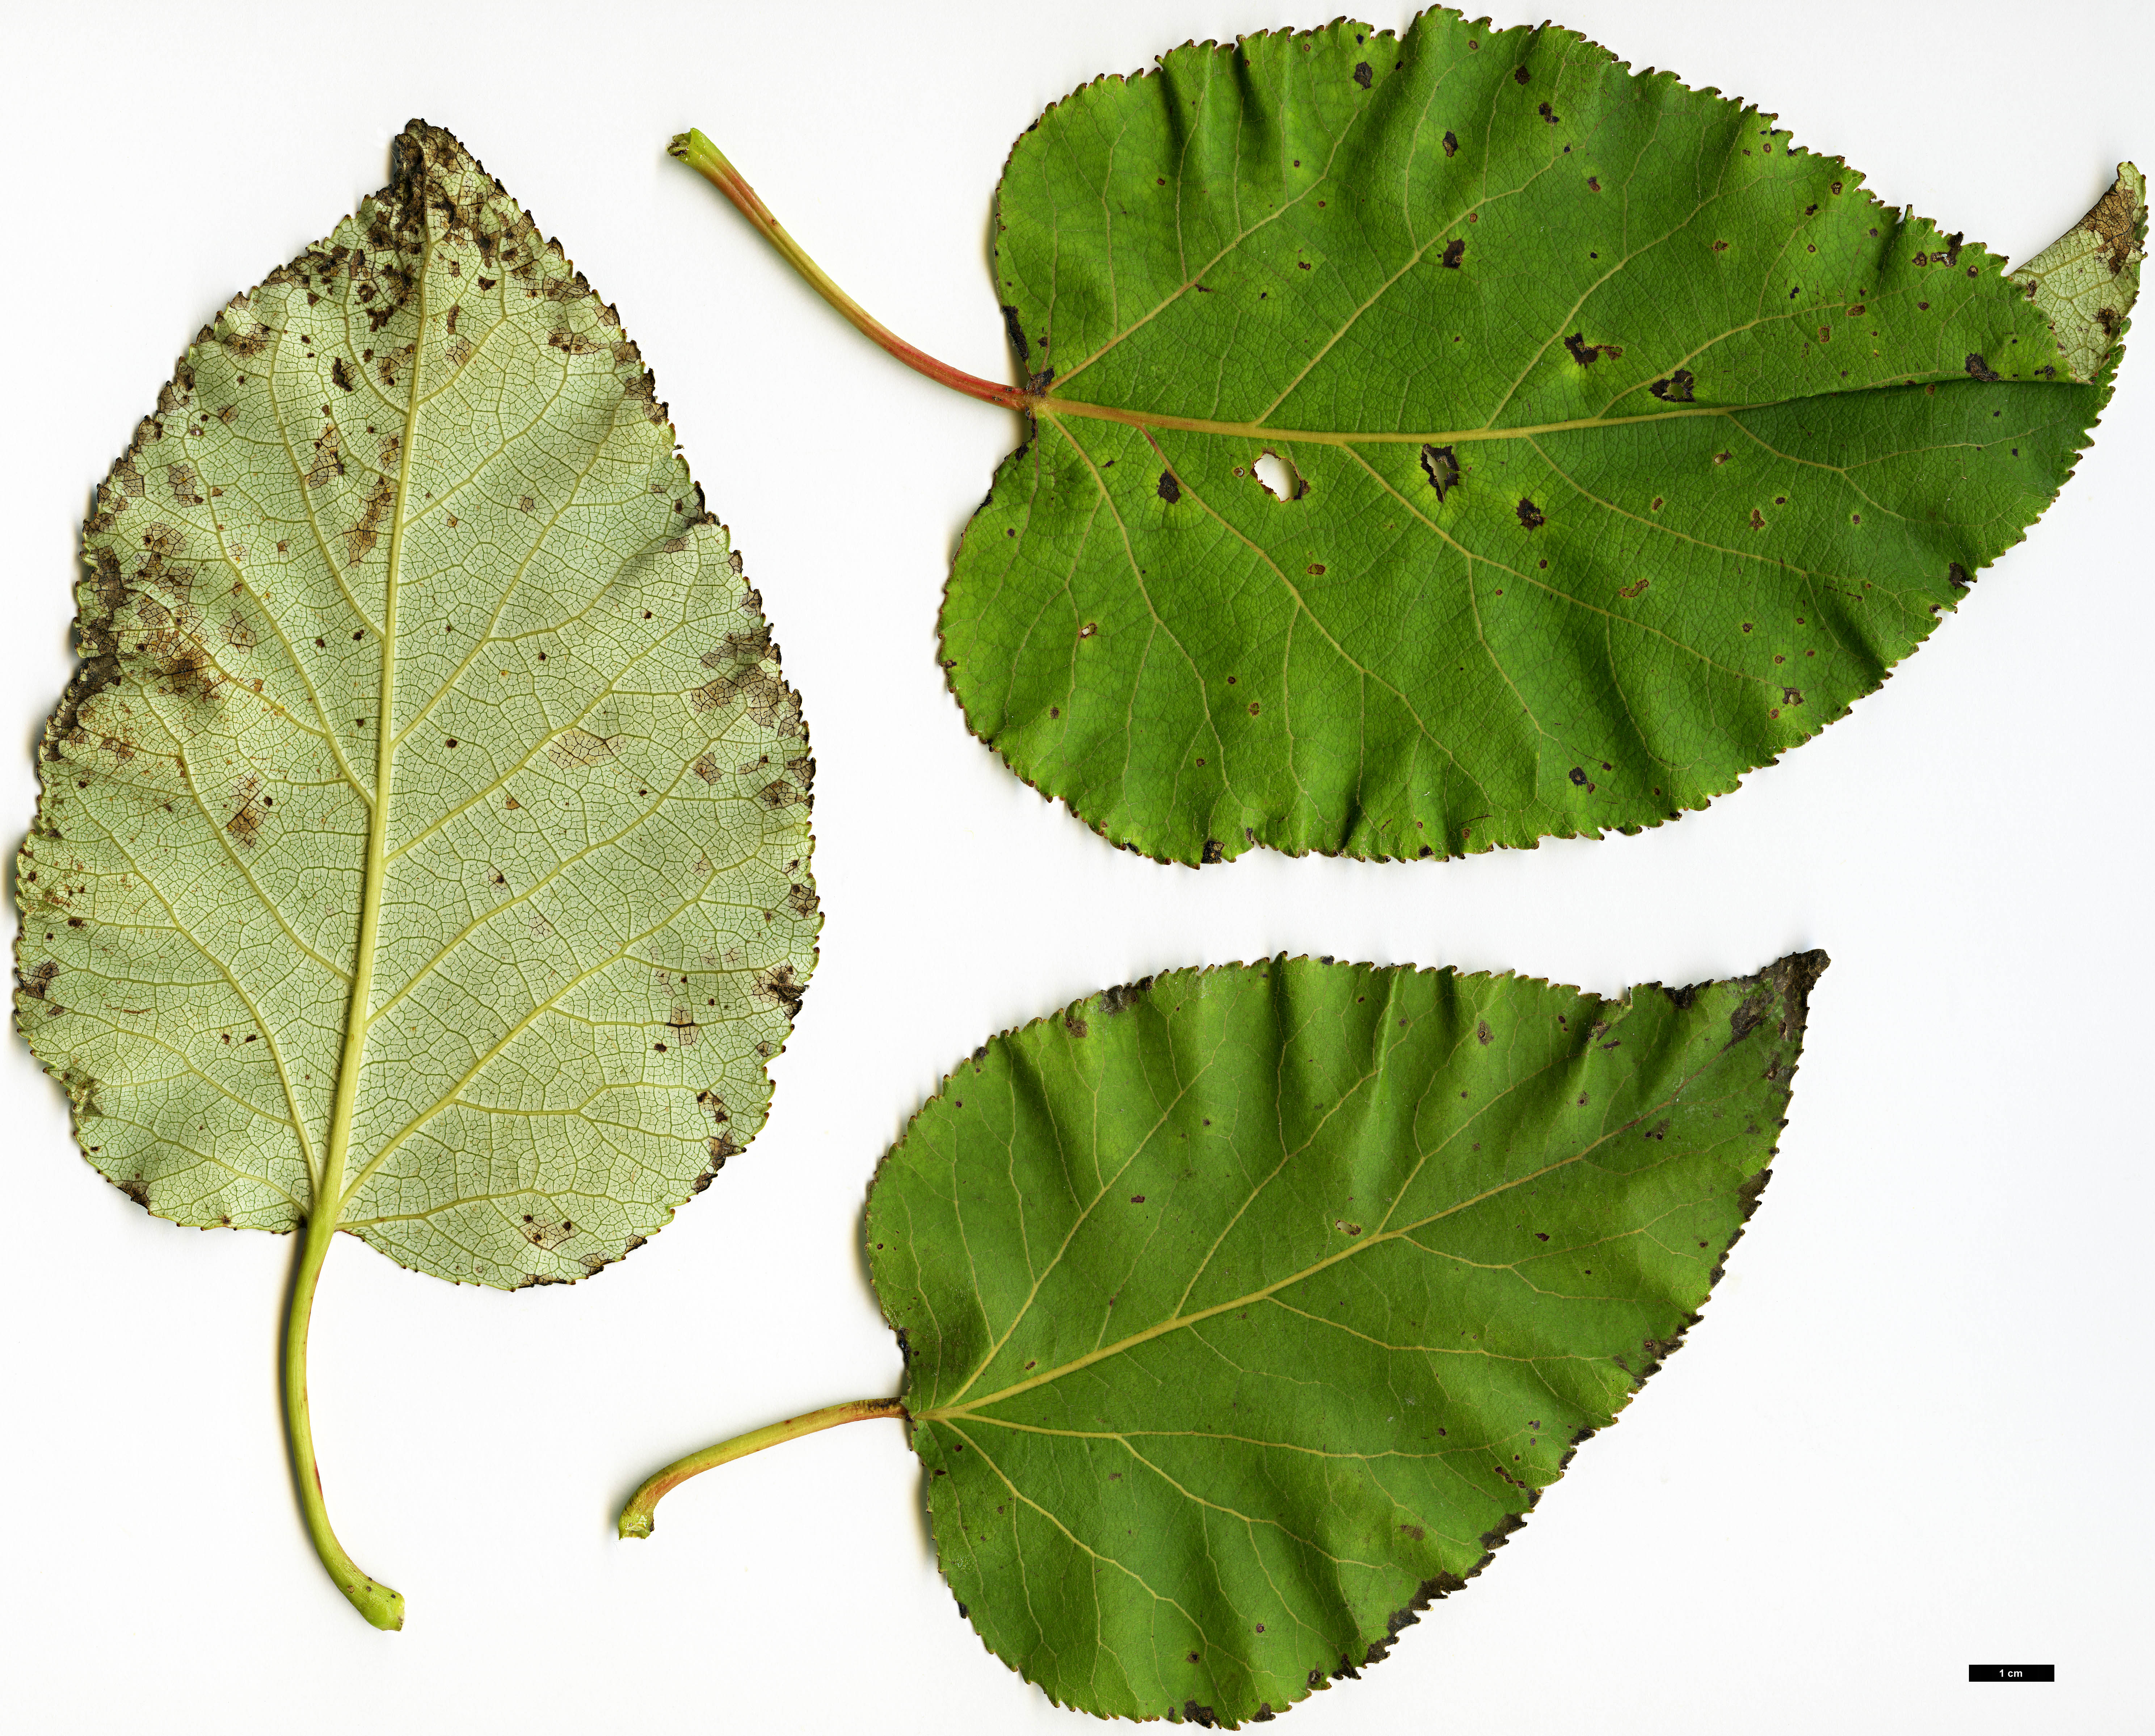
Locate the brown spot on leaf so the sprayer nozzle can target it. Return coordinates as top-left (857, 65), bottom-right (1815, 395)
top-left (344, 475), bottom-right (393, 566)
top-left (1563, 332), bottom-right (1622, 366)
top-left (1098, 977), bottom-right (1154, 1018)
top-left (226, 773), bottom-right (266, 847)
top-left (547, 728), bottom-right (618, 769)
top-left (2076, 178), bottom-right (2140, 274)
top-left (519, 1214), bottom-right (575, 1252)
top-left (1515, 498), bottom-right (1545, 530)
top-left (708, 627), bottom-right (772, 666)
top-left (753, 963), bottom-right (805, 1014)
top-left (1729, 994), bottom-right (1770, 1043)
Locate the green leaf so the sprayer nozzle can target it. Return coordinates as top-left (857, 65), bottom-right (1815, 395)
top-left (620, 952), bottom-right (1817, 1724)
top-left (14, 122), bottom-right (817, 1625)
top-left (937, 11), bottom-right (2144, 863)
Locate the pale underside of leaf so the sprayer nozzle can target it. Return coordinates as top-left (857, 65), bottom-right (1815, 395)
top-left (2008, 163), bottom-right (2147, 383)
top-left (868, 953), bottom-right (1824, 1725)
top-left (941, 9), bottom-right (2139, 865)
top-left (16, 123), bottom-right (819, 1289)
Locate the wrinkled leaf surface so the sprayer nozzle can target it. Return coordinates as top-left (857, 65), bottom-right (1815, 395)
top-left (942, 9), bottom-right (2143, 862)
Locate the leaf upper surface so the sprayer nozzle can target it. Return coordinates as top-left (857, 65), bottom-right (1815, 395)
top-left (941, 9), bottom-right (2142, 863)
top-left (868, 953), bottom-right (1823, 1725)
top-left (17, 123), bottom-right (818, 1287)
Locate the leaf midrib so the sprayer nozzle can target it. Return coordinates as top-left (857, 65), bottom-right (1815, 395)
top-left (317, 212), bottom-right (430, 1218)
top-left (1034, 396), bottom-right (1734, 446)
top-left (1028, 318), bottom-right (2075, 449)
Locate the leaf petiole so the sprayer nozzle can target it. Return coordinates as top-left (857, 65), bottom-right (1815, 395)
top-left (282, 1210), bottom-right (403, 1630)
top-left (617, 1397), bottom-right (908, 1538)
top-left (667, 129), bottom-right (1036, 412)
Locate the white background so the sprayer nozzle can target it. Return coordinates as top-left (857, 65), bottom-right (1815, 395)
top-left (2, 1), bottom-right (2148, 1731)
